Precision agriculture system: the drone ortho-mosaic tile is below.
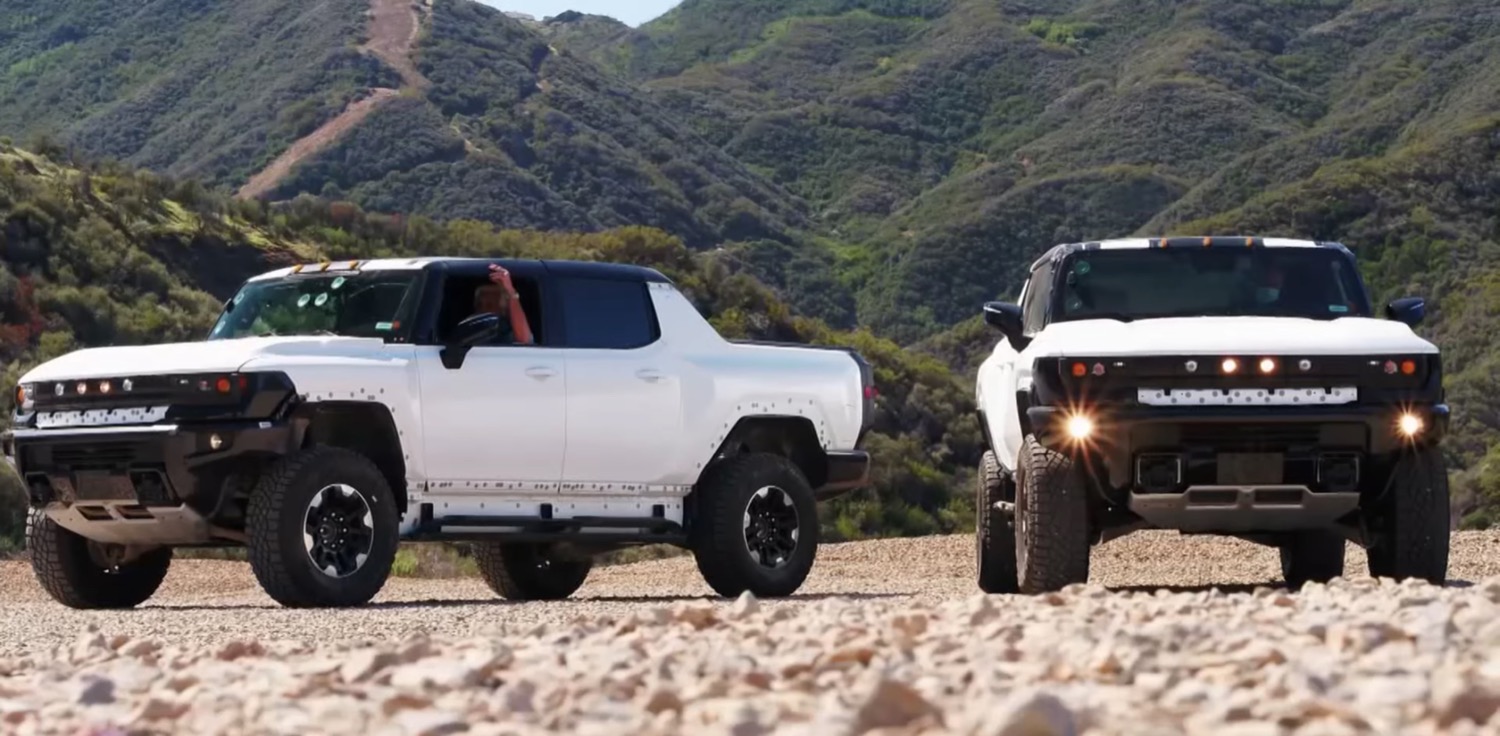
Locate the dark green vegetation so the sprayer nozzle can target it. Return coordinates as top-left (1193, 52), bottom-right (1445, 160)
top-left (7, 0), bottom-right (1500, 534)
top-left (0, 143), bottom-right (979, 553)
top-left (0, 0), bottom-right (810, 253)
top-left (0, 0), bottom-right (394, 186)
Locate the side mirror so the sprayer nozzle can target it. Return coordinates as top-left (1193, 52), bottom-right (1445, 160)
top-left (983, 301), bottom-right (1030, 351)
top-left (1386, 297), bottom-right (1425, 328)
top-left (440, 313), bottom-right (501, 369)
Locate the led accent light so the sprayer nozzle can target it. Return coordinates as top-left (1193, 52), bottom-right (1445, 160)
top-left (1185, 360), bottom-right (1198, 373)
top-left (75, 382), bottom-right (87, 395)
top-left (1384, 360), bottom-right (1398, 375)
top-left (1221, 358), bottom-right (1239, 374)
top-left (122, 379), bottom-right (133, 393)
top-left (98, 381), bottom-right (111, 395)
top-left (1091, 362), bottom-right (1106, 376)
top-left (1258, 358), bottom-right (1277, 374)
top-left (1299, 359), bottom-right (1312, 372)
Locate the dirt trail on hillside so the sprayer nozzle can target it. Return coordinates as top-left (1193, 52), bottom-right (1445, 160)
top-left (4, 532), bottom-right (1500, 733)
top-left (235, 0), bottom-right (430, 200)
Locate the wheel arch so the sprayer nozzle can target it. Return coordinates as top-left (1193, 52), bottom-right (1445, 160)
top-left (291, 401), bottom-right (409, 513)
top-left (696, 416), bottom-right (828, 491)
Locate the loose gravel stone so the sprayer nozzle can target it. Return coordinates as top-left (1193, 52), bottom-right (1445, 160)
top-left (3, 531), bottom-right (1500, 734)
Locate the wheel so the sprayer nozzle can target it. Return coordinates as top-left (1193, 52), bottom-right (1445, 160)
top-left (474, 542), bottom-right (592, 600)
top-left (27, 509), bottom-right (172, 609)
top-left (246, 445), bottom-right (400, 608)
top-left (1365, 445), bottom-right (1450, 584)
top-left (689, 452), bottom-right (818, 598)
top-left (1013, 435), bottom-right (1090, 593)
top-left (1279, 530), bottom-right (1345, 589)
top-left (976, 449), bottom-right (1018, 593)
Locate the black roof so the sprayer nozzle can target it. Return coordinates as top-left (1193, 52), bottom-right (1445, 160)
top-left (422, 257), bottom-right (672, 284)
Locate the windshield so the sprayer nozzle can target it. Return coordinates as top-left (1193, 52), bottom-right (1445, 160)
top-left (1050, 247), bottom-right (1371, 323)
top-left (208, 271), bottom-right (421, 340)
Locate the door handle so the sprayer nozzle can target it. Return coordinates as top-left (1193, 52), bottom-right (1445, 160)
top-left (636, 368), bottom-right (665, 382)
top-left (525, 366), bottom-right (557, 380)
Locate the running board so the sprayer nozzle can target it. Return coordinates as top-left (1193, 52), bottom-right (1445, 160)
top-left (409, 503), bottom-right (687, 544)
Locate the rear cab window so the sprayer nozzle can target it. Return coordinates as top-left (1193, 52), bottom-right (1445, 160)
top-left (556, 277), bottom-right (661, 349)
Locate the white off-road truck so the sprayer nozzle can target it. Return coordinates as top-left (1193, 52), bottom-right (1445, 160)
top-left (974, 236), bottom-right (1450, 593)
top-left (3, 257), bottom-right (874, 609)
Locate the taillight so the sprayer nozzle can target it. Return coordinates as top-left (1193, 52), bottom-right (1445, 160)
top-left (863, 384), bottom-right (877, 400)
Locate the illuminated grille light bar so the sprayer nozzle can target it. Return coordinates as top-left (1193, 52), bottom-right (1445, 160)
top-left (1137, 387), bottom-right (1358, 407)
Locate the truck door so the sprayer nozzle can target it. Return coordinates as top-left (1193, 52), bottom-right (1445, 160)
top-left (553, 275), bottom-right (684, 488)
top-left (413, 262), bottom-right (567, 491)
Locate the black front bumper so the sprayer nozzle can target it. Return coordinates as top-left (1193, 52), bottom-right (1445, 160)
top-left (3, 422), bottom-right (295, 513)
top-left (1027, 402), bottom-right (1448, 489)
top-left (816, 450), bottom-right (871, 501)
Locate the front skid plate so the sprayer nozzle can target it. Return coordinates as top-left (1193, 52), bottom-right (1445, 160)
top-left (1128, 486), bottom-right (1360, 534)
top-left (46, 502), bottom-right (212, 545)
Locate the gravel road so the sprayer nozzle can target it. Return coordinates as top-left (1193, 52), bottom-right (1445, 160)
top-left (5, 531), bottom-right (1500, 735)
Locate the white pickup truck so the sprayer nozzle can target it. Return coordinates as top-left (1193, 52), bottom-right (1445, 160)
top-left (3, 257), bottom-right (874, 609)
top-left (974, 236), bottom-right (1450, 594)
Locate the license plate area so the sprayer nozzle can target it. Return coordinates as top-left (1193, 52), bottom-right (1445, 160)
top-left (1216, 453), bottom-right (1284, 485)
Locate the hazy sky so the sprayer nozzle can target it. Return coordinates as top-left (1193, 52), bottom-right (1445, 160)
top-left (480, 1), bottom-right (680, 26)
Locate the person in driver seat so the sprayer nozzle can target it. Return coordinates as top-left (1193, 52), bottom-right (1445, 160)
top-left (470, 263), bottom-right (535, 345)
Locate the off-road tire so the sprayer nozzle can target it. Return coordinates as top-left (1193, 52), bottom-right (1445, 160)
top-left (474, 542), bottom-right (592, 600)
top-left (976, 449), bottom-right (1019, 593)
top-left (1366, 446), bottom-right (1450, 584)
top-left (246, 445), bottom-right (400, 608)
top-left (1014, 435), bottom-right (1090, 593)
top-left (1278, 531), bottom-right (1346, 590)
top-left (689, 452), bottom-right (818, 598)
top-left (27, 509), bottom-right (172, 609)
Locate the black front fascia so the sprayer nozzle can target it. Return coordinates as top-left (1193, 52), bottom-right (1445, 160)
top-left (20, 371), bottom-right (298, 424)
top-left (1030, 353), bottom-right (1443, 408)
top-left (8, 371), bottom-right (303, 521)
top-left (9, 420), bottom-right (298, 518)
top-left (1023, 351), bottom-right (1447, 498)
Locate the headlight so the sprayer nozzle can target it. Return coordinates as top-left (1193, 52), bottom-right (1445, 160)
top-left (1397, 412), bottom-right (1424, 438)
top-left (1064, 412), bottom-right (1095, 440)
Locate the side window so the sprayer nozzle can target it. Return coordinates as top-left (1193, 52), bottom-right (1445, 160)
top-left (1021, 260), bottom-right (1054, 333)
top-left (558, 277), bottom-right (660, 349)
top-left (433, 272), bottom-right (544, 346)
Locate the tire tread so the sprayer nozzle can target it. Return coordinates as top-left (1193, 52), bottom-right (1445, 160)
top-left (1016, 436), bottom-right (1090, 593)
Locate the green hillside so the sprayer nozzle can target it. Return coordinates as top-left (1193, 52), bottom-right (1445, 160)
top-left (556, 0), bottom-right (1500, 342)
top-left (0, 142), bottom-right (978, 552)
top-left (0, 0), bottom-right (813, 252)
